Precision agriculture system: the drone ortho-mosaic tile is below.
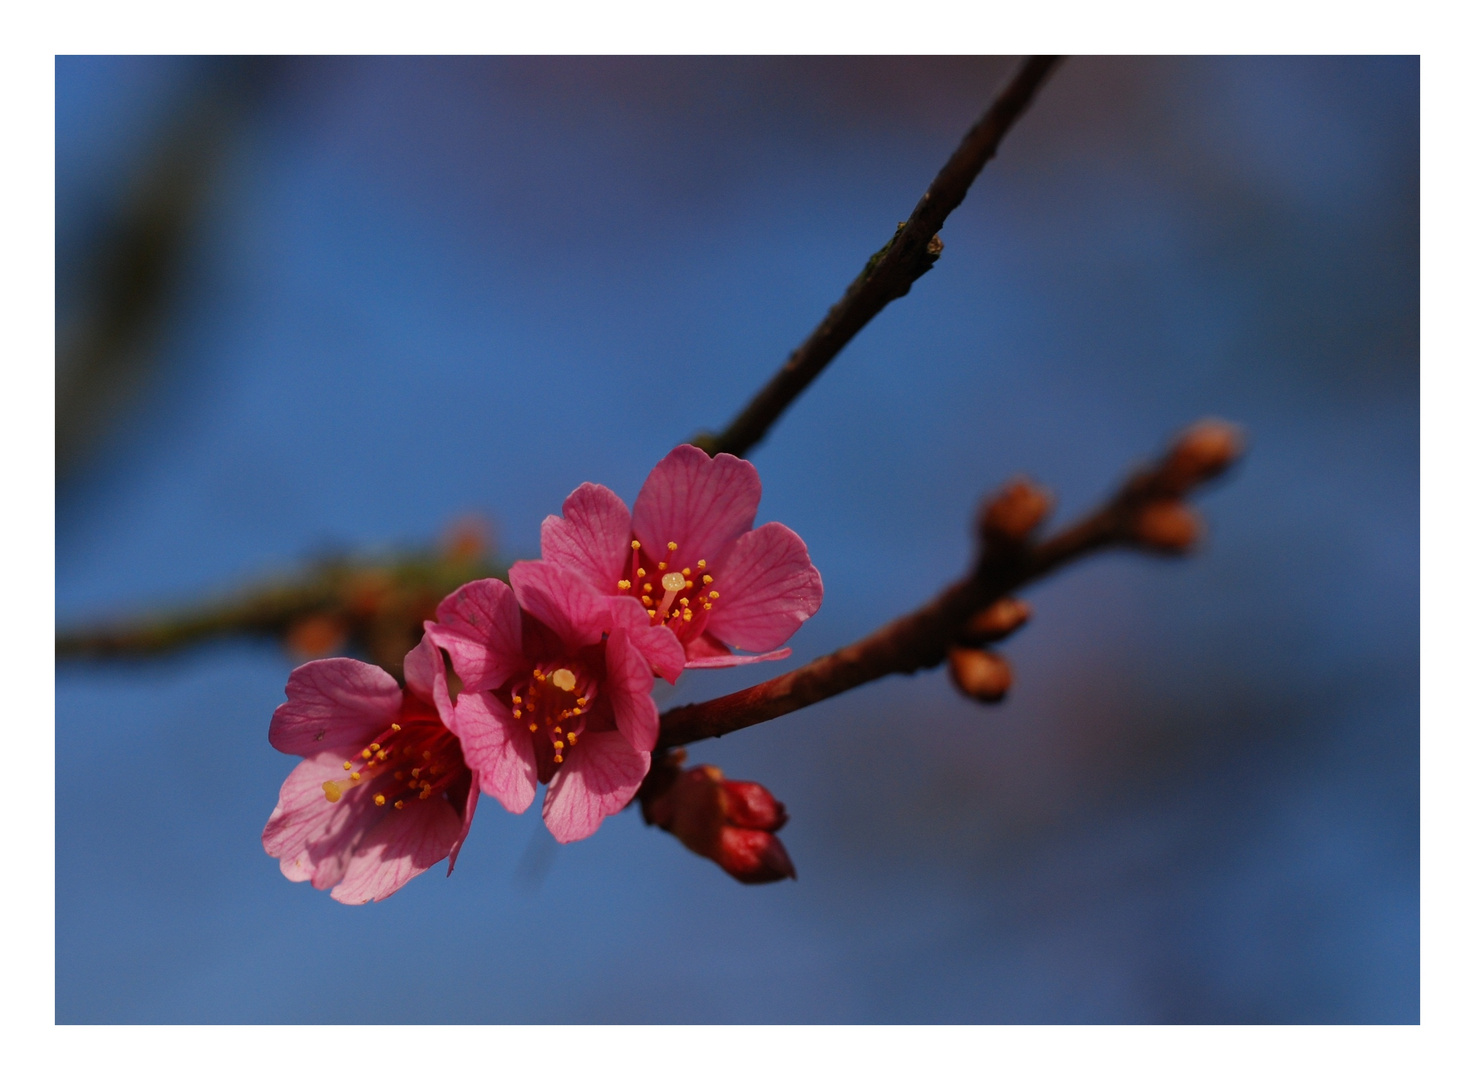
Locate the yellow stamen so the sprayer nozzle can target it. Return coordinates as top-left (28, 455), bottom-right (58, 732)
top-left (681, 567), bottom-right (691, 576)
top-left (369, 743), bottom-right (380, 752)
top-left (567, 731), bottom-right (578, 744)
top-left (361, 749), bottom-right (373, 760)
top-left (697, 559), bottom-right (706, 569)
top-left (394, 800), bottom-right (405, 810)
top-left (423, 750), bottom-right (432, 760)
top-left (554, 754), bottom-right (564, 763)
top-left (321, 781), bottom-right (342, 803)
top-left (631, 540), bottom-right (641, 550)
top-left (702, 574), bottom-right (713, 585)
top-left (657, 561), bottom-right (667, 571)
top-left (636, 568), bottom-right (646, 578)
top-left (529, 723), bottom-right (538, 732)
top-left (667, 541), bottom-right (678, 551)
top-left (342, 761), bottom-right (353, 771)
top-left (374, 794), bottom-right (386, 807)
top-left (641, 595), bottom-right (653, 607)
top-left (349, 771), bottom-right (361, 782)
top-left (708, 591), bottom-right (720, 599)
top-left (617, 580), bottom-right (631, 590)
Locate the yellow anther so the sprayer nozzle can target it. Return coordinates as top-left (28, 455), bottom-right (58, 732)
top-left (641, 595), bottom-right (654, 607)
top-left (643, 583), bottom-right (653, 593)
top-left (576, 696), bottom-right (587, 706)
top-left (702, 575), bottom-right (713, 585)
top-left (322, 781), bottom-right (342, 803)
top-left (349, 771), bottom-right (361, 782)
top-left (554, 740), bottom-right (565, 750)
top-left (631, 540), bottom-right (641, 550)
top-left (394, 800), bottom-right (404, 810)
top-left (342, 761), bottom-right (353, 771)
top-left (681, 566), bottom-right (691, 575)
top-left (708, 591), bottom-right (720, 599)
top-left (667, 541), bottom-right (678, 551)
top-left (369, 743), bottom-right (380, 752)
top-left (636, 567), bottom-right (646, 577)
top-left (529, 723), bottom-right (538, 732)
top-left (513, 709), bottom-right (522, 719)
top-left (361, 749), bottom-right (373, 760)
top-left (682, 609), bottom-right (693, 621)
top-left (571, 707), bottom-right (582, 715)
top-left (554, 754), bottom-right (564, 763)
top-left (617, 580), bottom-right (631, 590)
top-left (554, 726), bottom-right (563, 734)
top-left (679, 597), bottom-right (690, 607)
top-left (704, 603), bottom-right (712, 610)
top-left (377, 750), bottom-right (388, 760)
top-left (533, 668), bottom-right (544, 679)
top-left (391, 723), bottom-right (401, 732)
top-left (374, 794), bottom-right (386, 807)
top-left (661, 571), bottom-right (686, 592)
top-left (419, 788), bottom-right (431, 799)
top-left (423, 750), bottom-right (432, 759)
top-left (551, 668), bottom-right (577, 692)
top-left (697, 559), bottom-right (706, 569)
top-left (657, 561), bottom-right (667, 571)
top-left (567, 731), bottom-right (578, 744)
top-left (411, 767), bottom-right (421, 778)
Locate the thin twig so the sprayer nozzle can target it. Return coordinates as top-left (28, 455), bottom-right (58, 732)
top-left (692, 56), bottom-right (1063, 460)
top-left (657, 419), bottom-right (1243, 749)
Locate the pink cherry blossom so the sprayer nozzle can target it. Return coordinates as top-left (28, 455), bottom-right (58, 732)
top-left (425, 559), bottom-right (685, 843)
top-left (540, 444), bottom-right (823, 668)
top-left (262, 636), bottom-right (478, 904)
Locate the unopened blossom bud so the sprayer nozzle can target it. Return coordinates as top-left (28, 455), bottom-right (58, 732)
top-left (981, 479), bottom-right (1053, 547)
top-left (1132, 500), bottom-right (1201, 553)
top-left (948, 646), bottom-right (1013, 703)
top-left (959, 597), bottom-right (1032, 645)
top-left (1160, 419), bottom-right (1244, 496)
top-left (642, 763), bottom-right (797, 884)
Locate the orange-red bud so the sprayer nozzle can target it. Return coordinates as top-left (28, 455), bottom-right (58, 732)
top-left (959, 597), bottom-right (1031, 645)
top-left (1160, 419), bottom-right (1243, 496)
top-left (981, 479), bottom-right (1053, 546)
top-left (947, 647), bottom-right (1013, 703)
top-left (642, 763), bottom-right (796, 884)
top-left (1132, 500), bottom-right (1201, 553)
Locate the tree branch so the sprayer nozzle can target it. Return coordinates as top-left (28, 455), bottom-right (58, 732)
top-left (692, 56), bottom-right (1063, 460)
top-left (657, 419), bottom-right (1243, 750)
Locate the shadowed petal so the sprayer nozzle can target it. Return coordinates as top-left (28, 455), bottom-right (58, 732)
top-left (541, 482), bottom-right (632, 594)
top-left (509, 560), bottom-right (610, 649)
top-left (447, 784), bottom-right (479, 874)
top-left (684, 647), bottom-right (793, 669)
top-left (609, 595), bottom-right (685, 683)
top-left (707, 522), bottom-right (823, 652)
top-left (329, 798), bottom-right (464, 904)
top-left (542, 732), bottom-right (650, 843)
top-left (454, 691), bottom-right (537, 813)
top-left (632, 445), bottom-right (760, 564)
top-left (604, 628), bottom-right (659, 753)
top-left (269, 659), bottom-right (402, 757)
top-left (429, 578), bottom-right (524, 693)
top-left (262, 753), bottom-right (384, 890)
top-left (402, 632), bottom-right (445, 706)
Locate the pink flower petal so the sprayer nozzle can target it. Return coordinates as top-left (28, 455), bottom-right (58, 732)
top-left (447, 783), bottom-right (479, 874)
top-left (541, 731), bottom-right (650, 843)
top-left (454, 691), bottom-right (537, 814)
top-left (707, 521), bottom-right (823, 653)
top-left (401, 632), bottom-right (444, 707)
top-left (329, 797), bottom-right (465, 904)
top-left (540, 482), bottom-right (632, 594)
top-left (428, 578), bottom-right (524, 693)
top-left (609, 595), bottom-right (686, 684)
top-left (631, 445), bottom-right (760, 566)
top-left (604, 627), bottom-right (659, 753)
top-left (262, 752), bottom-right (385, 890)
top-left (509, 560), bottom-right (610, 649)
top-left (684, 647), bottom-right (793, 669)
top-left (269, 659), bottom-right (402, 757)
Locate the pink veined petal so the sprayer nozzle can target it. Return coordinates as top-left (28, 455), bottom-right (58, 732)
top-left (402, 632), bottom-right (444, 706)
top-left (684, 647), bottom-right (793, 669)
top-left (540, 482), bottom-right (632, 594)
top-left (541, 732), bottom-right (650, 843)
top-left (603, 628), bottom-right (660, 753)
top-left (329, 797), bottom-right (464, 904)
top-left (509, 560), bottom-right (611, 650)
top-left (447, 784), bottom-right (479, 875)
top-left (609, 595), bottom-right (686, 684)
top-left (631, 445), bottom-right (761, 565)
top-left (454, 690), bottom-right (537, 814)
top-left (707, 521), bottom-right (824, 653)
top-left (262, 753), bottom-right (385, 890)
top-left (428, 578), bottom-right (524, 693)
top-left (269, 659), bottom-right (402, 757)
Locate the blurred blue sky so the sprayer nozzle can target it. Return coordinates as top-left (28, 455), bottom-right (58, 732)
top-left (55, 56), bottom-right (1417, 1023)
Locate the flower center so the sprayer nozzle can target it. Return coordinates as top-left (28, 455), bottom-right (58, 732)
top-left (321, 695), bottom-right (467, 810)
top-left (616, 539), bottom-right (719, 634)
top-left (511, 664), bottom-right (596, 765)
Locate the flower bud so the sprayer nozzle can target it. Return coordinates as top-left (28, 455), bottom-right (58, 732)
top-left (641, 763), bottom-right (797, 884)
top-left (980, 479), bottom-right (1053, 546)
top-left (947, 647), bottom-right (1013, 703)
top-left (1132, 500), bottom-right (1201, 553)
top-left (959, 597), bottom-right (1031, 645)
top-left (1160, 419), bottom-right (1243, 496)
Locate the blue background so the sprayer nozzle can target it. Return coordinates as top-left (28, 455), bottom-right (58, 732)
top-left (56, 56), bottom-right (1418, 1023)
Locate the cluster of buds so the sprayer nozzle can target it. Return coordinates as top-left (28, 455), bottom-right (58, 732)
top-left (948, 595), bottom-right (1032, 704)
top-left (641, 752), bottom-right (797, 884)
top-left (1129, 419), bottom-right (1244, 554)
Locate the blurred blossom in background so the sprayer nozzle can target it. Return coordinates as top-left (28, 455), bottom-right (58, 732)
top-left (55, 56), bottom-right (1417, 1023)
